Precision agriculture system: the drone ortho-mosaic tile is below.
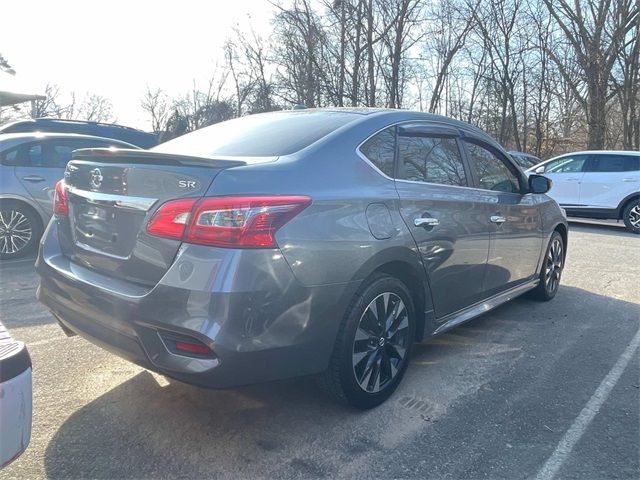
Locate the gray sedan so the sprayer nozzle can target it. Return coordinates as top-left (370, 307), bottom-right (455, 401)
top-left (0, 133), bottom-right (137, 259)
top-left (36, 109), bottom-right (567, 408)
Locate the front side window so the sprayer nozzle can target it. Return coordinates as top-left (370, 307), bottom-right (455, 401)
top-left (397, 136), bottom-right (467, 186)
top-left (465, 142), bottom-right (520, 193)
top-left (544, 155), bottom-right (587, 173)
top-left (359, 127), bottom-right (396, 177)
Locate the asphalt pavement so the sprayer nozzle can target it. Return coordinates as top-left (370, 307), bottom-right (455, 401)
top-left (0, 220), bottom-right (638, 479)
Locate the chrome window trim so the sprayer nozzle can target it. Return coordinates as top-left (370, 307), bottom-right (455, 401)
top-left (356, 120), bottom-right (524, 195)
top-left (356, 119), bottom-right (467, 183)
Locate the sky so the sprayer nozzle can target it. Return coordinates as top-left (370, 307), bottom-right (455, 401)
top-left (1, 0), bottom-right (276, 130)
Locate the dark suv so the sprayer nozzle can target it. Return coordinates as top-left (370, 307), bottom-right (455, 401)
top-left (0, 118), bottom-right (158, 149)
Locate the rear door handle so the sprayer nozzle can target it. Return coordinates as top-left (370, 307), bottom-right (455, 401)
top-left (21, 175), bottom-right (45, 182)
top-left (414, 217), bottom-right (439, 228)
top-left (622, 178), bottom-right (638, 182)
top-left (565, 178), bottom-right (580, 182)
top-left (490, 215), bottom-right (506, 224)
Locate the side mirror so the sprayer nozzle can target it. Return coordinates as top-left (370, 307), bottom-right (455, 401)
top-left (529, 174), bottom-right (552, 194)
top-left (534, 166), bottom-right (545, 174)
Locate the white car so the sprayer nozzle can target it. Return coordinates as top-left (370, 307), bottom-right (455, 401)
top-left (0, 322), bottom-right (32, 468)
top-left (527, 151), bottom-right (640, 233)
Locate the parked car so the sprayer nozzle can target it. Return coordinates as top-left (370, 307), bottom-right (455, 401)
top-left (0, 133), bottom-right (139, 259)
top-left (526, 150), bottom-right (640, 233)
top-left (509, 151), bottom-right (541, 169)
top-left (36, 109), bottom-right (567, 409)
top-left (0, 118), bottom-right (158, 149)
top-left (0, 321), bottom-right (32, 468)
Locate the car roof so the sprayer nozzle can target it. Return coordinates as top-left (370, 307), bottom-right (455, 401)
top-left (273, 107), bottom-right (498, 140)
top-left (0, 117), bottom-right (149, 133)
top-left (0, 132), bottom-right (138, 147)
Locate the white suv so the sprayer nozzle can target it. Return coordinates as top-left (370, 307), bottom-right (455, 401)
top-left (527, 151), bottom-right (640, 233)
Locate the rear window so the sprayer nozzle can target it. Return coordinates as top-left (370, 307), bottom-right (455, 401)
top-left (152, 111), bottom-right (360, 159)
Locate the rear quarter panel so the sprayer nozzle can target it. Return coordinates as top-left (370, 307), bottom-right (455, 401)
top-left (205, 114), bottom-right (426, 288)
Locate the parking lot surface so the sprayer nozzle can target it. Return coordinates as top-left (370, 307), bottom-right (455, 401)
top-left (1, 221), bottom-right (638, 479)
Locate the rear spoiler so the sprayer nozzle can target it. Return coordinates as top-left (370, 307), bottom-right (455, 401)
top-left (71, 148), bottom-right (247, 168)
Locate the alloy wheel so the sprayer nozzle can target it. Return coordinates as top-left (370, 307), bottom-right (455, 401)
top-left (352, 292), bottom-right (410, 393)
top-left (628, 205), bottom-right (640, 229)
top-left (0, 209), bottom-right (33, 256)
top-left (545, 238), bottom-right (563, 294)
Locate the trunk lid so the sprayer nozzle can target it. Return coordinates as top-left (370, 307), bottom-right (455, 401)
top-left (59, 148), bottom-right (245, 286)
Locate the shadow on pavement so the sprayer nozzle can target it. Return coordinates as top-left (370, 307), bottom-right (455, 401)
top-left (43, 285), bottom-right (640, 479)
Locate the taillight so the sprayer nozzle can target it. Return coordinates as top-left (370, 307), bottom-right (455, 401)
top-left (146, 198), bottom-right (198, 240)
top-left (147, 195), bottom-right (311, 248)
top-left (53, 180), bottom-right (68, 216)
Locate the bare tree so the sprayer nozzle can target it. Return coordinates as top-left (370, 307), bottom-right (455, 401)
top-left (224, 39), bottom-right (256, 116)
top-left (378, 0), bottom-right (424, 108)
top-left (31, 84), bottom-right (65, 118)
top-left (141, 87), bottom-right (170, 133)
top-left (542, 0), bottom-right (639, 149)
top-left (426, 0), bottom-right (479, 114)
top-left (612, 16), bottom-right (640, 148)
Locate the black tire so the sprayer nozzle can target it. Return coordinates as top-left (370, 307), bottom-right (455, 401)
top-left (320, 273), bottom-right (416, 409)
top-left (622, 199), bottom-right (640, 234)
top-left (0, 201), bottom-right (42, 260)
top-left (529, 231), bottom-right (564, 301)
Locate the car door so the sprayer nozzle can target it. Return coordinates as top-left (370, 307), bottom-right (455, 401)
top-left (462, 139), bottom-right (544, 296)
top-left (391, 124), bottom-right (491, 318)
top-left (13, 141), bottom-right (68, 215)
top-left (535, 154), bottom-right (588, 207)
top-left (579, 154), bottom-right (640, 209)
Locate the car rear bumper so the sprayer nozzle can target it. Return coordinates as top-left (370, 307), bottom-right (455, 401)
top-left (36, 223), bottom-right (359, 388)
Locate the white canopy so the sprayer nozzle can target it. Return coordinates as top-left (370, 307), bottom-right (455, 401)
top-left (0, 73), bottom-right (45, 107)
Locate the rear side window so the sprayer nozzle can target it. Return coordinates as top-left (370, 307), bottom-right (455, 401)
top-left (359, 127), bottom-right (396, 177)
top-left (26, 145), bottom-right (44, 166)
top-left (1, 148), bottom-right (21, 166)
top-left (397, 136), bottom-right (467, 186)
top-left (465, 141), bottom-right (520, 193)
top-left (589, 154), bottom-right (640, 172)
top-left (48, 143), bottom-right (76, 168)
top-left (153, 111), bottom-right (360, 158)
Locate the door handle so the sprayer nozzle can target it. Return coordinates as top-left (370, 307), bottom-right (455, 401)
top-left (414, 217), bottom-right (439, 228)
top-left (490, 215), bottom-right (506, 224)
top-left (565, 178), bottom-right (580, 182)
top-left (21, 175), bottom-right (45, 182)
top-left (622, 178), bottom-right (638, 182)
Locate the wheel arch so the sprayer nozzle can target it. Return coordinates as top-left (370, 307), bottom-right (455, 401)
top-left (350, 246), bottom-right (434, 342)
top-left (553, 222), bottom-right (568, 260)
top-left (617, 193), bottom-right (640, 219)
top-left (0, 194), bottom-right (48, 230)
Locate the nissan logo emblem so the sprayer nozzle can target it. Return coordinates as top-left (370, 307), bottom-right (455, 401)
top-left (90, 168), bottom-right (103, 190)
